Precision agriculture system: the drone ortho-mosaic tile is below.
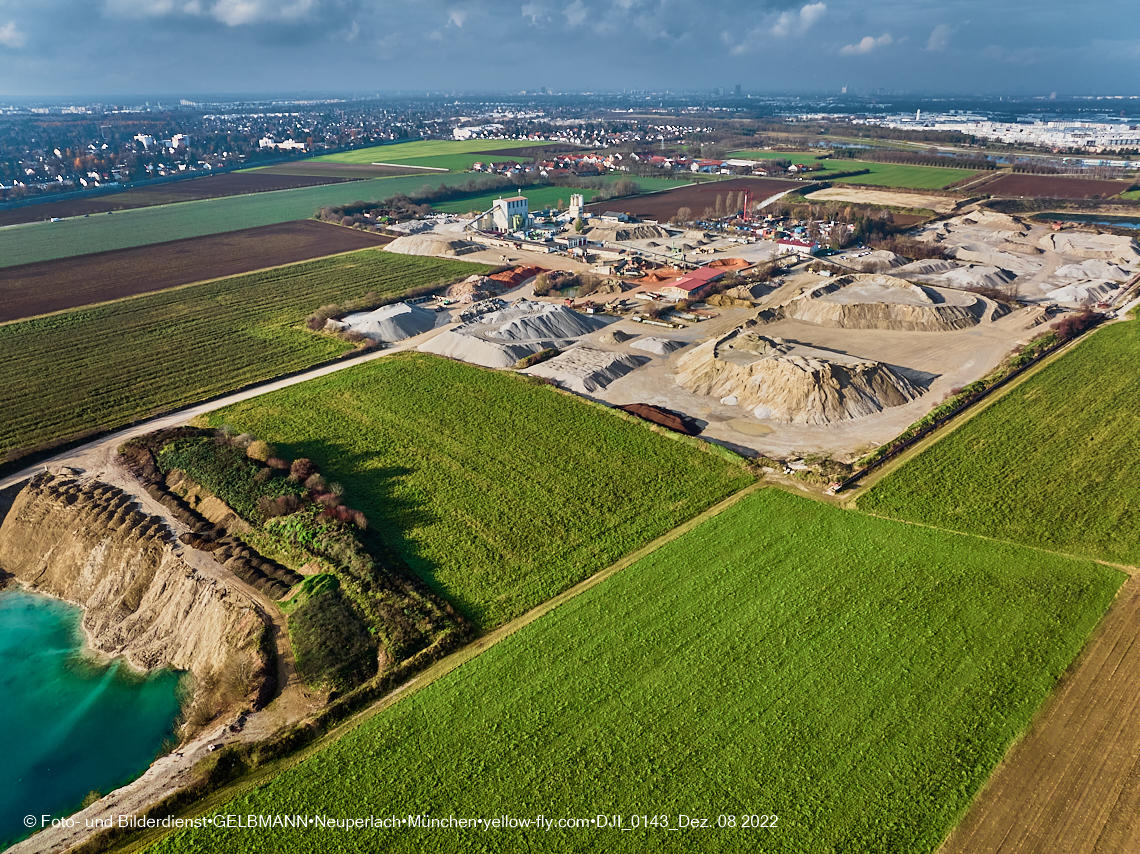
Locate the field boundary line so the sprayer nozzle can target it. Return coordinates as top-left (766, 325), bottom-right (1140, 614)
top-left (935, 573), bottom-right (1140, 854)
top-left (858, 509), bottom-right (1138, 577)
top-left (99, 479), bottom-right (764, 854)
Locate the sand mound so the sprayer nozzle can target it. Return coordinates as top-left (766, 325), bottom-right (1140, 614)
top-left (630, 336), bottom-right (687, 356)
top-left (722, 282), bottom-right (767, 301)
top-left (587, 224), bottom-right (672, 242)
top-left (894, 258), bottom-right (960, 275)
top-left (1053, 259), bottom-right (1132, 281)
top-left (849, 250), bottom-right (908, 273)
top-left (932, 265), bottom-right (1017, 291)
top-left (1040, 232), bottom-right (1140, 264)
top-left (781, 274), bottom-right (1000, 332)
top-left (525, 347), bottom-right (648, 393)
top-left (385, 235), bottom-right (482, 257)
top-left (418, 300), bottom-right (607, 369)
top-left (336, 302), bottom-right (436, 342)
top-left (598, 328), bottom-right (635, 344)
top-left (674, 327), bottom-right (922, 425)
top-left (1045, 281), bottom-right (1119, 306)
top-left (948, 244), bottom-right (1040, 275)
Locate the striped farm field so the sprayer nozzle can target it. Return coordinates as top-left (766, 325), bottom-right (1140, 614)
top-left (202, 353), bottom-right (754, 629)
top-left (0, 252), bottom-right (487, 465)
top-left (0, 175), bottom-right (447, 269)
top-left (144, 489), bottom-right (1121, 854)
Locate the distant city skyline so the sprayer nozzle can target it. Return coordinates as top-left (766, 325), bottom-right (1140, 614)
top-left (0, 0), bottom-right (1135, 99)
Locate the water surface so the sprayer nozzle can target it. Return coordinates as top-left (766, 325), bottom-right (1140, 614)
top-left (0, 588), bottom-right (184, 848)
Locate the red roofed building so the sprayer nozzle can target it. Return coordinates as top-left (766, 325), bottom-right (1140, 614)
top-left (660, 266), bottom-right (723, 300)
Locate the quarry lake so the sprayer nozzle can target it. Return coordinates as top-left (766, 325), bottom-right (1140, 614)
top-left (0, 588), bottom-right (184, 848)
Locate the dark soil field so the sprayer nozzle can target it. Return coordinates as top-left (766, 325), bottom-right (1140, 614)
top-left (940, 575), bottom-right (1140, 854)
top-left (981, 173), bottom-right (1132, 199)
top-left (0, 220), bottom-right (390, 323)
top-left (0, 172), bottom-right (361, 227)
top-left (583, 176), bottom-right (802, 221)
top-left (254, 162), bottom-right (429, 179)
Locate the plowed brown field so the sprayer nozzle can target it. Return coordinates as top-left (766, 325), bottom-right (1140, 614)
top-left (982, 173), bottom-right (1132, 199)
top-left (0, 220), bottom-right (390, 323)
top-left (0, 171), bottom-right (359, 227)
top-left (940, 573), bottom-right (1140, 854)
top-left (583, 176), bottom-right (802, 221)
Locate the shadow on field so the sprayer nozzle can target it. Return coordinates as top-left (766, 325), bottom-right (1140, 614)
top-left (265, 438), bottom-right (456, 610)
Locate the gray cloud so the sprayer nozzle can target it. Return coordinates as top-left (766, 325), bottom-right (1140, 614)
top-left (0, 0), bottom-right (1135, 98)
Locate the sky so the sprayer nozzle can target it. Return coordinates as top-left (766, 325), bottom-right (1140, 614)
top-left (0, 0), bottom-right (1136, 99)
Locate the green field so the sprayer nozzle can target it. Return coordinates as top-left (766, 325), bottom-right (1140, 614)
top-left (430, 175), bottom-right (690, 214)
top-left (829, 161), bottom-right (978, 189)
top-left (0, 176), bottom-right (448, 270)
top-left (0, 252), bottom-right (486, 465)
top-left (861, 321), bottom-right (1140, 567)
top-left (315, 139), bottom-right (561, 172)
top-left (146, 489), bottom-right (1121, 854)
top-left (202, 354), bottom-right (753, 629)
top-left (726, 151), bottom-right (976, 189)
top-left (1120, 188), bottom-right (1140, 200)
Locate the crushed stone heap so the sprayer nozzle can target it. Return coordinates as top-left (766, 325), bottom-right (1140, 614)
top-left (674, 326), bottom-right (922, 425)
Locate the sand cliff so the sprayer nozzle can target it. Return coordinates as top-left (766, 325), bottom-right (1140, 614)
top-left (0, 473), bottom-right (270, 685)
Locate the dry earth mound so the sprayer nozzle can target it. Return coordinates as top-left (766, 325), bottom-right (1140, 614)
top-left (675, 327), bottom-right (921, 425)
top-left (630, 336), bottom-right (688, 357)
top-left (586, 223), bottom-right (672, 242)
top-left (781, 274), bottom-right (1003, 331)
top-left (848, 250), bottom-right (908, 273)
top-left (1053, 259), bottom-right (1133, 281)
top-left (598, 328), bottom-right (635, 344)
top-left (385, 234), bottom-right (482, 257)
top-left (616, 403), bottom-right (702, 436)
top-left (1039, 232), bottom-right (1140, 265)
top-left (524, 347), bottom-right (648, 393)
top-left (1044, 281), bottom-right (1120, 305)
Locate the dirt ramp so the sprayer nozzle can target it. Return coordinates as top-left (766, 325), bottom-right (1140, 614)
top-left (674, 328), bottom-right (922, 425)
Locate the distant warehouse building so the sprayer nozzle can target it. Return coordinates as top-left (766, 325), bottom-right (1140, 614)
top-left (660, 267), bottom-right (724, 301)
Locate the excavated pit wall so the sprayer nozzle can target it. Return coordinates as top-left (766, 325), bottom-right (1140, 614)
top-left (0, 473), bottom-right (270, 683)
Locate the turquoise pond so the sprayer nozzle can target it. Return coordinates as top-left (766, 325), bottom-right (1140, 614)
top-left (0, 588), bottom-right (185, 848)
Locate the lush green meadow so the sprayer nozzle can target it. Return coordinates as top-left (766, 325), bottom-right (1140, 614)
top-left (315, 139), bottom-right (561, 171)
top-left (429, 175), bottom-right (689, 214)
top-left (0, 176), bottom-right (445, 269)
top-left (861, 321), bottom-right (1140, 566)
top-left (829, 161), bottom-right (978, 189)
top-left (203, 354), bottom-right (753, 629)
top-left (0, 253), bottom-right (486, 465)
top-left (146, 489), bottom-right (1121, 854)
top-left (1119, 188), bottom-right (1140, 200)
top-left (725, 151), bottom-right (976, 189)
